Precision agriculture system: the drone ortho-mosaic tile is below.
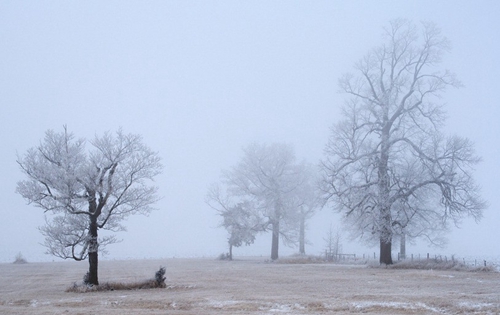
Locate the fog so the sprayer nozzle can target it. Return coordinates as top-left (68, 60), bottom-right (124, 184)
top-left (1, 1), bottom-right (499, 263)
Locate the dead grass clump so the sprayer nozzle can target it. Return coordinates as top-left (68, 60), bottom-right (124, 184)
top-left (67, 266), bottom-right (167, 292)
top-left (67, 279), bottom-right (165, 293)
top-left (306, 301), bottom-right (330, 311)
top-left (276, 254), bottom-right (367, 265)
top-left (217, 252), bottom-right (231, 260)
top-left (275, 255), bottom-right (325, 264)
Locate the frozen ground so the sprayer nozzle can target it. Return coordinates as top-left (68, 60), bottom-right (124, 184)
top-left (0, 257), bottom-right (499, 314)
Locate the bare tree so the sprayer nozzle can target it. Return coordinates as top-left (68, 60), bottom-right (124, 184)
top-left (212, 143), bottom-right (306, 260)
top-left (323, 225), bottom-right (342, 261)
top-left (321, 20), bottom-right (486, 265)
top-left (16, 127), bottom-right (162, 285)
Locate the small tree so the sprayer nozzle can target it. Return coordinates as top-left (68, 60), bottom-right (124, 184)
top-left (207, 186), bottom-right (265, 260)
top-left (323, 225), bottom-right (342, 261)
top-left (17, 127), bottom-right (162, 285)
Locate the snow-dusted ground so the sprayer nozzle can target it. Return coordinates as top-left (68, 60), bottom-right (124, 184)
top-left (1, 258), bottom-right (499, 314)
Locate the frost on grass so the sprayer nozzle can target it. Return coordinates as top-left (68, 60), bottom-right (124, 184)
top-left (351, 301), bottom-right (442, 313)
top-left (206, 299), bottom-right (241, 308)
top-left (458, 301), bottom-right (496, 311)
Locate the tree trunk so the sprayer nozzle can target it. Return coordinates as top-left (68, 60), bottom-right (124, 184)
top-left (400, 232), bottom-right (406, 260)
top-left (271, 220), bottom-right (280, 260)
top-left (378, 201), bottom-right (393, 265)
top-left (379, 204), bottom-right (393, 264)
top-left (87, 215), bottom-right (99, 285)
top-left (229, 244), bottom-right (233, 261)
top-left (379, 237), bottom-right (393, 265)
top-left (299, 216), bottom-right (305, 255)
top-left (378, 121), bottom-right (393, 265)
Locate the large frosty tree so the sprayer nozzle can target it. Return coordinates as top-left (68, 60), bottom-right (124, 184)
top-left (209, 143), bottom-right (308, 260)
top-left (17, 127), bottom-right (162, 285)
top-left (321, 20), bottom-right (486, 264)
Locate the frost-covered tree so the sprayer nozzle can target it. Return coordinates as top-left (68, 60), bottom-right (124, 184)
top-left (295, 164), bottom-right (322, 255)
top-left (210, 143), bottom-right (307, 260)
top-left (222, 202), bottom-right (265, 260)
top-left (16, 127), bottom-right (162, 285)
top-left (321, 20), bottom-right (486, 265)
top-left (206, 187), bottom-right (265, 260)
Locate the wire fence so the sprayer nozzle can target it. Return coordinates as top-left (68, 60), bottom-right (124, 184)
top-left (324, 251), bottom-right (500, 270)
top-left (399, 253), bottom-right (500, 268)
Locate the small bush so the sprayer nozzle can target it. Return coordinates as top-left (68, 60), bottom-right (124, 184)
top-left (155, 266), bottom-right (166, 288)
top-left (217, 253), bottom-right (231, 261)
top-left (13, 252), bottom-right (27, 264)
top-left (275, 255), bottom-right (325, 264)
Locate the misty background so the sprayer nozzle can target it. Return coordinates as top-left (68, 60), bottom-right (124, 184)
top-left (1, 1), bottom-right (498, 262)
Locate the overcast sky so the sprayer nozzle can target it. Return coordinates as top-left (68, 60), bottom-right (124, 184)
top-left (1, 1), bottom-right (499, 262)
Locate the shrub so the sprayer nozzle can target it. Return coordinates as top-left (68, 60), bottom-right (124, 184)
top-left (155, 266), bottom-right (166, 288)
top-left (217, 253), bottom-right (231, 261)
top-left (83, 272), bottom-right (91, 285)
top-left (13, 252), bottom-right (27, 264)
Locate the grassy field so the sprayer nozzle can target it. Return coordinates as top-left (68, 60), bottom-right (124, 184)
top-left (1, 257), bottom-right (499, 314)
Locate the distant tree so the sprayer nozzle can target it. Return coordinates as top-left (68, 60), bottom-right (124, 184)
top-left (206, 188), bottom-right (265, 260)
top-left (295, 164), bottom-right (322, 255)
top-left (210, 143), bottom-right (307, 260)
top-left (321, 20), bottom-right (486, 265)
top-left (16, 127), bottom-right (162, 285)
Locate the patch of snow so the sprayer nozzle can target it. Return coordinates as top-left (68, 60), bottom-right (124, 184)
top-left (205, 299), bottom-right (240, 308)
top-left (351, 301), bottom-right (444, 313)
top-left (458, 301), bottom-right (495, 310)
top-left (268, 303), bottom-right (293, 312)
top-left (414, 302), bottom-right (444, 313)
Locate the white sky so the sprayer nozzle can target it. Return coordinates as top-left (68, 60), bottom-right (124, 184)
top-left (1, 1), bottom-right (499, 262)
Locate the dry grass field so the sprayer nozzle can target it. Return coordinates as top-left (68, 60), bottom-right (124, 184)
top-left (1, 257), bottom-right (499, 314)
